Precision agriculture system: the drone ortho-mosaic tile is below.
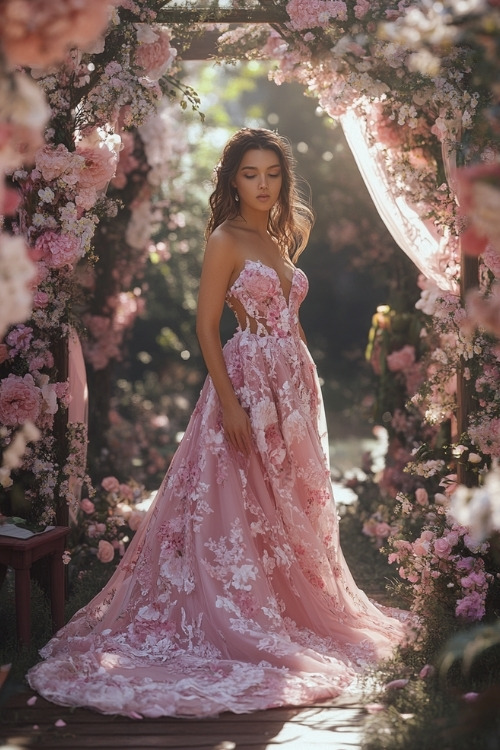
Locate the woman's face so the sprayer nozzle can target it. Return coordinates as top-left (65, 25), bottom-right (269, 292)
top-left (232, 148), bottom-right (283, 212)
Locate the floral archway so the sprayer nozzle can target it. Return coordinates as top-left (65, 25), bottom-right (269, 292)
top-left (1, 1), bottom-right (500, 742)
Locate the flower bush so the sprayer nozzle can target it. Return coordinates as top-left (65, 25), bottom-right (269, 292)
top-left (0, 1), bottom-right (200, 526)
top-left (65, 475), bottom-right (150, 574)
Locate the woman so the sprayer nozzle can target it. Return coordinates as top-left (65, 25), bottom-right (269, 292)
top-left (28, 128), bottom-right (408, 718)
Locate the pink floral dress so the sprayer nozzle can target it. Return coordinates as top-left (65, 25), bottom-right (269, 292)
top-left (28, 259), bottom-right (408, 717)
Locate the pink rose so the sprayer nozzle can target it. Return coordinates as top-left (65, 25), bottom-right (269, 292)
top-left (0, 373), bottom-right (42, 426)
top-left (362, 518), bottom-right (377, 537)
top-left (97, 539), bottom-right (115, 564)
top-left (33, 291), bottom-right (49, 308)
top-left (101, 476), bottom-right (120, 492)
top-left (80, 498), bottom-right (95, 515)
top-left (375, 522), bottom-right (391, 539)
top-left (76, 144), bottom-right (117, 192)
top-left (433, 537), bottom-right (452, 559)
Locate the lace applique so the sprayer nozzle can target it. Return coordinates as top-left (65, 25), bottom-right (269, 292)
top-left (28, 258), bottom-right (410, 719)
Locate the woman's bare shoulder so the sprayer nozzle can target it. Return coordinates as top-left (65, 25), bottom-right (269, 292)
top-left (205, 223), bottom-right (241, 263)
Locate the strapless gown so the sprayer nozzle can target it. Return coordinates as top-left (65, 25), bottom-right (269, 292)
top-left (28, 259), bottom-right (408, 717)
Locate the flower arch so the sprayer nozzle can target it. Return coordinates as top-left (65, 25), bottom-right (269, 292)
top-left (0, 2), bottom-right (499, 565)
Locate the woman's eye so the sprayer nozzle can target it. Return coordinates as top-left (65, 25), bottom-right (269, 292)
top-left (269, 173), bottom-right (281, 178)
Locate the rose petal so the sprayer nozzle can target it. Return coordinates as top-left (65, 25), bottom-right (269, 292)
top-left (27, 696), bottom-right (38, 706)
top-left (419, 664), bottom-right (435, 679)
top-left (55, 719), bottom-right (67, 727)
top-left (385, 678), bottom-right (409, 690)
top-left (128, 711), bottom-right (143, 720)
top-left (462, 692), bottom-right (479, 702)
top-left (365, 702), bottom-right (386, 714)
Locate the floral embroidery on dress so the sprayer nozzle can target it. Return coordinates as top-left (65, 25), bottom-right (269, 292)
top-left (28, 258), bottom-right (408, 719)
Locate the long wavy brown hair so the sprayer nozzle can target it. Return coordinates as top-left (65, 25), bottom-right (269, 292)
top-left (205, 128), bottom-right (314, 262)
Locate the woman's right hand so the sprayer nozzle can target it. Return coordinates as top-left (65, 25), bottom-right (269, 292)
top-left (222, 400), bottom-right (252, 456)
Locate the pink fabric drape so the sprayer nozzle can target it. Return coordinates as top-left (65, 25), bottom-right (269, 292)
top-left (340, 107), bottom-right (458, 292)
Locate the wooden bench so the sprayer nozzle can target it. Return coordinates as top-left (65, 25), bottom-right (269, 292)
top-left (0, 526), bottom-right (69, 646)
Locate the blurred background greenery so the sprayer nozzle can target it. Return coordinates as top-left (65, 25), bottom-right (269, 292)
top-left (94, 60), bottom-right (420, 487)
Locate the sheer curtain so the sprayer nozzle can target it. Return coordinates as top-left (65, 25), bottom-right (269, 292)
top-left (340, 108), bottom-right (458, 292)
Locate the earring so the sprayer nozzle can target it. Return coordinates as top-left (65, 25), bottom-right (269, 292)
top-left (234, 191), bottom-right (239, 202)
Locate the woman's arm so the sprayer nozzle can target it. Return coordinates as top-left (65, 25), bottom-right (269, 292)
top-left (196, 232), bottom-right (252, 455)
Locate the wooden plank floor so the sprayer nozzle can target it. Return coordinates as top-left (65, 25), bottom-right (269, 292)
top-left (1, 690), bottom-right (366, 749)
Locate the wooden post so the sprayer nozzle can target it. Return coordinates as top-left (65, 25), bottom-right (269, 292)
top-left (457, 246), bottom-right (479, 487)
top-left (53, 335), bottom-right (69, 526)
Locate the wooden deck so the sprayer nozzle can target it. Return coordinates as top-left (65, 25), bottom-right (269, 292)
top-left (1, 690), bottom-right (365, 749)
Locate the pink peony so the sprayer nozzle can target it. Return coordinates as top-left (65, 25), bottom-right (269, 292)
top-left (0, 373), bottom-right (42, 426)
top-left (35, 144), bottom-right (84, 185)
top-left (97, 539), bottom-right (115, 564)
top-left (34, 231), bottom-right (82, 269)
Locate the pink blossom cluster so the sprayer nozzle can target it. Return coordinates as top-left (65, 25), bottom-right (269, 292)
top-left (0, 0), bottom-right (111, 68)
top-left (69, 477), bottom-right (148, 567)
top-left (83, 292), bottom-right (144, 371)
top-left (134, 25), bottom-right (177, 80)
top-left (286, 0), bottom-right (347, 30)
top-left (362, 515), bottom-right (394, 548)
top-left (465, 282), bottom-right (500, 338)
top-left (389, 515), bottom-right (493, 622)
top-left (456, 163), bottom-right (500, 257)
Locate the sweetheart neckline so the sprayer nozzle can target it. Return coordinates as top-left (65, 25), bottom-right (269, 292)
top-left (227, 258), bottom-right (300, 307)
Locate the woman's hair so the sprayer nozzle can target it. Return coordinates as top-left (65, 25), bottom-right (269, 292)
top-left (205, 128), bottom-right (314, 262)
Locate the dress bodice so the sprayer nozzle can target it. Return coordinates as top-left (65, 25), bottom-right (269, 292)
top-left (226, 259), bottom-right (308, 338)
